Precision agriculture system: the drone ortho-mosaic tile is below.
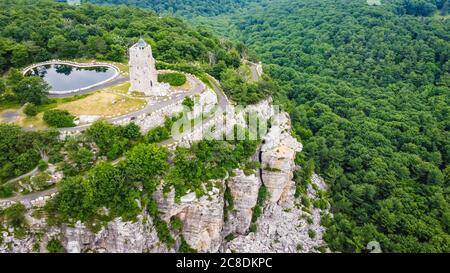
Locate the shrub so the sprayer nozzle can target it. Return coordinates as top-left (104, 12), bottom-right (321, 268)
top-left (144, 115), bottom-right (178, 143)
top-left (302, 194), bottom-right (311, 208)
top-left (179, 236), bottom-right (197, 253)
top-left (1, 203), bottom-right (27, 228)
top-left (32, 242), bottom-right (40, 252)
top-left (122, 122), bottom-right (141, 140)
top-left (30, 173), bottom-right (51, 191)
top-left (38, 160), bottom-right (48, 171)
top-left (23, 102), bottom-right (38, 117)
top-left (170, 216), bottom-right (183, 231)
top-left (0, 184), bottom-right (14, 198)
top-left (46, 239), bottom-right (65, 253)
top-left (147, 198), bottom-right (175, 247)
top-left (225, 233), bottom-right (236, 242)
top-left (158, 73), bottom-right (187, 86)
top-left (223, 186), bottom-right (234, 221)
top-left (182, 97), bottom-right (194, 111)
top-left (43, 109), bottom-right (75, 128)
top-left (251, 185), bottom-right (267, 223)
top-left (308, 229), bottom-right (316, 239)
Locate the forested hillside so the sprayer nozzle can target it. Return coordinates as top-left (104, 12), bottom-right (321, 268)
top-left (0, 0), bottom-right (252, 183)
top-left (84, 0), bottom-right (263, 17)
top-left (0, 0), bottom-right (242, 73)
top-left (89, 0), bottom-right (450, 252)
top-left (228, 0), bottom-right (450, 253)
top-left (213, 0), bottom-right (450, 253)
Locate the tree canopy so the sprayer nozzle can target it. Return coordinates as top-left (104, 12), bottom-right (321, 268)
top-left (204, 0), bottom-right (450, 252)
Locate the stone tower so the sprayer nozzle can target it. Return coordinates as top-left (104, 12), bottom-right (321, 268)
top-left (129, 38), bottom-right (165, 96)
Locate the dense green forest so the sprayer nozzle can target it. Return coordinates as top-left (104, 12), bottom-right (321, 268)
top-left (90, 0), bottom-right (450, 252)
top-left (84, 0), bottom-right (263, 17)
top-left (0, 0), bottom-right (241, 73)
top-left (223, 0), bottom-right (450, 253)
top-left (86, 0), bottom-right (449, 18)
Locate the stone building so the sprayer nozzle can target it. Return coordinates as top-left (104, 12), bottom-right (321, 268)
top-left (129, 38), bottom-right (166, 96)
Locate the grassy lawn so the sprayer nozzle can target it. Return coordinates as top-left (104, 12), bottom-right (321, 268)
top-left (57, 91), bottom-right (145, 117)
top-left (103, 82), bottom-right (130, 94)
top-left (176, 77), bottom-right (191, 91)
top-left (0, 81), bottom-right (144, 128)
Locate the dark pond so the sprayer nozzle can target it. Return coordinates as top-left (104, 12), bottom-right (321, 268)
top-left (26, 64), bottom-right (116, 93)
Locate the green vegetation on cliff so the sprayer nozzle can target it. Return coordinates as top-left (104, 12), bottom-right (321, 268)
top-left (206, 0), bottom-right (450, 253)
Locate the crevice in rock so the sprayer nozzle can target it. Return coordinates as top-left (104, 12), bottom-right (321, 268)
top-left (257, 147), bottom-right (264, 185)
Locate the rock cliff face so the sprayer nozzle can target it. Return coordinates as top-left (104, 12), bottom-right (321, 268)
top-left (1, 211), bottom-right (166, 253)
top-left (153, 180), bottom-right (225, 253)
top-left (260, 112), bottom-right (303, 204)
top-left (222, 172), bottom-right (329, 253)
top-left (223, 170), bottom-right (261, 235)
top-left (62, 215), bottom-right (165, 253)
top-left (219, 109), bottom-right (328, 253)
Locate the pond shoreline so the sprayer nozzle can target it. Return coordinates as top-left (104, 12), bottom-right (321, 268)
top-left (22, 60), bottom-right (121, 95)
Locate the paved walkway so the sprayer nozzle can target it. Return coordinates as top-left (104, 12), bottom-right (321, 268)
top-left (3, 167), bottom-right (39, 186)
top-left (1, 188), bottom-right (58, 204)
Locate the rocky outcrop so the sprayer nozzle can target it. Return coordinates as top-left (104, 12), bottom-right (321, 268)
top-left (260, 112), bottom-right (302, 204)
top-left (222, 173), bottom-right (329, 253)
top-left (0, 211), bottom-right (166, 253)
top-left (223, 170), bottom-right (261, 235)
top-left (153, 180), bottom-right (225, 253)
top-left (188, 88), bottom-right (218, 119)
top-left (1, 98), bottom-right (330, 254)
top-left (62, 215), bottom-right (165, 253)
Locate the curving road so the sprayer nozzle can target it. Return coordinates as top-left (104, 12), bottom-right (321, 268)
top-left (158, 75), bottom-right (229, 147)
top-left (1, 188), bottom-right (58, 204)
top-left (0, 75), bottom-right (232, 205)
top-left (244, 60), bottom-right (263, 82)
top-left (59, 74), bottom-right (205, 133)
top-left (3, 167), bottom-right (39, 186)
